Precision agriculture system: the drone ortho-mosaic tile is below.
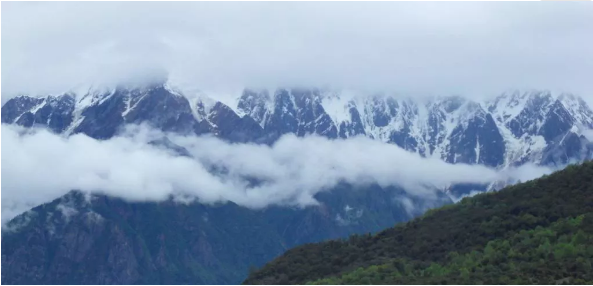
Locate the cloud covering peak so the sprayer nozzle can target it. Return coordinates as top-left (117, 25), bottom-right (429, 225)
top-left (2, 2), bottom-right (592, 103)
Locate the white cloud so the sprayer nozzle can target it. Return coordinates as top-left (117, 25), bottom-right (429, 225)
top-left (1, 2), bottom-right (592, 105)
top-left (583, 129), bottom-right (593, 141)
top-left (0, 124), bottom-right (554, 224)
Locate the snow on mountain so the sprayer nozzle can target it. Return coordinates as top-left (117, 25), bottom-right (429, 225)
top-left (558, 93), bottom-right (593, 127)
top-left (237, 89), bottom-right (272, 128)
top-left (3, 83), bottom-right (592, 169)
top-left (319, 90), bottom-right (356, 126)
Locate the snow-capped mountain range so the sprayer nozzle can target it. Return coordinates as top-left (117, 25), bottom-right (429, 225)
top-left (3, 81), bottom-right (593, 170)
top-left (4, 82), bottom-right (593, 285)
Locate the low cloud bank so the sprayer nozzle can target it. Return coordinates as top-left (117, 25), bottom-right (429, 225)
top-left (1, 124), bottom-right (553, 224)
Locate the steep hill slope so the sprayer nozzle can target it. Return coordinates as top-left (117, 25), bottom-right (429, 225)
top-left (244, 161), bottom-right (593, 284)
top-left (1, 183), bottom-right (449, 284)
top-left (309, 214), bottom-right (593, 284)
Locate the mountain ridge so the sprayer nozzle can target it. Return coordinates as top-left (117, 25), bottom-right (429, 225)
top-left (1, 182), bottom-right (452, 285)
top-left (3, 82), bottom-right (593, 284)
top-left (3, 82), bottom-right (593, 170)
top-left (244, 160), bottom-right (593, 285)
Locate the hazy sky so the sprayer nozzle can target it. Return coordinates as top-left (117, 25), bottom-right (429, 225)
top-left (2, 2), bottom-right (592, 102)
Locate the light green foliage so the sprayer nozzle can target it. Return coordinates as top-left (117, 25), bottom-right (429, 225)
top-left (310, 214), bottom-right (593, 284)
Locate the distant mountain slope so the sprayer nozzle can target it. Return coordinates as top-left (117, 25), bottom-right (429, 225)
top-left (243, 161), bottom-right (593, 285)
top-left (3, 84), bottom-right (592, 171)
top-left (1, 183), bottom-right (450, 285)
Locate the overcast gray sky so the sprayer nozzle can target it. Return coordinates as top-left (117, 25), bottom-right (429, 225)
top-left (2, 2), bottom-right (592, 102)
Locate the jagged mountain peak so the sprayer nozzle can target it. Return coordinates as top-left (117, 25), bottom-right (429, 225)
top-left (3, 83), bottom-right (592, 167)
top-left (488, 89), bottom-right (590, 114)
top-left (237, 89), bottom-right (272, 127)
top-left (430, 95), bottom-right (469, 113)
top-left (488, 89), bottom-right (552, 107)
top-left (558, 93), bottom-right (593, 127)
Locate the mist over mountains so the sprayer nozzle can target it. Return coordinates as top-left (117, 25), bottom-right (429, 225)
top-left (4, 80), bottom-right (592, 166)
top-left (3, 81), bottom-right (592, 224)
top-left (1, 82), bottom-right (590, 283)
top-left (2, 2), bottom-right (592, 284)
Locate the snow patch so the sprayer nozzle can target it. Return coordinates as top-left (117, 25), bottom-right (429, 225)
top-left (29, 99), bottom-right (47, 115)
top-left (581, 129), bottom-right (593, 141)
top-left (186, 91), bottom-right (216, 122)
top-left (475, 136), bottom-right (481, 164)
top-left (320, 91), bottom-right (354, 125)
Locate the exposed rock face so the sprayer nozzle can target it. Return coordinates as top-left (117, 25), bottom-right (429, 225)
top-left (4, 86), bottom-right (591, 168)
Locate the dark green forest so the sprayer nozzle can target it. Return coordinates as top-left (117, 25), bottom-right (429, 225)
top-left (244, 161), bottom-right (593, 284)
top-left (310, 214), bottom-right (593, 284)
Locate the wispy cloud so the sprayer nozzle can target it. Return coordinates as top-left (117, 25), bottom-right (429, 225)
top-left (1, 124), bottom-right (554, 224)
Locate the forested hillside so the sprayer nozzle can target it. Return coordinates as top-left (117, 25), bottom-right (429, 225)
top-left (244, 161), bottom-right (593, 285)
top-left (1, 183), bottom-right (446, 285)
